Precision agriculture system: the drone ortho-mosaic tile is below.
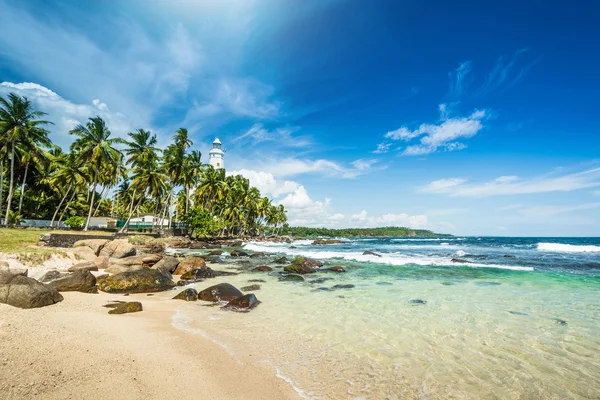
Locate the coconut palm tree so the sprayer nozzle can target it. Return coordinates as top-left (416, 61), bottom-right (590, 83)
top-left (0, 93), bottom-right (51, 225)
top-left (69, 116), bottom-right (123, 231)
top-left (47, 151), bottom-right (87, 227)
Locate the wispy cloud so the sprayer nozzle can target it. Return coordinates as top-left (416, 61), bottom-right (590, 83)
top-left (235, 157), bottom-right (378, 179)
top-left (478, 49), bottom-right (541, 95)
top-left (384, 106), bottom-right (486, 156)
top-left (233, 123), bottom-right (311, 147)
top-left (447, 61), bottom-right (472, 99)
top-left (421, 167), bottom-right (600, 197)
top-left (372, 143), bottom-right (391, 154)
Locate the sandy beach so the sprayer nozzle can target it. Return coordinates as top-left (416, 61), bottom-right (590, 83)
top-left (0, 289), bottom-right (297, 400)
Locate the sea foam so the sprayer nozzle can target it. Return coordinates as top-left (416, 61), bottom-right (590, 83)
top-left (537, 242), bottom-right (600, 253)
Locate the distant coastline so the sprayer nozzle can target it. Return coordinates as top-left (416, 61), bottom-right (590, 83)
top-left (282, 226), bottom-right (451, 238)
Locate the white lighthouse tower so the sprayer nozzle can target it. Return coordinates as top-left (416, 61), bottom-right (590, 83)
top-left (208, 137), bottom-right (224, 169)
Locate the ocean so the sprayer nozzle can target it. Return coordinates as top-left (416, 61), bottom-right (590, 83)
top-left (170, 237), bottom-right (600, 399)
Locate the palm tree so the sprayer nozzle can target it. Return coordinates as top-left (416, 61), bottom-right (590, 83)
top-left (15, 131), bottom-right (52, 215)
top-left (69, 116), bottom-right (123, 231)
top-left (47, 151), bottom-right (87, 227)
top-left (182, 149), bottom-right (202, 215)
top-left (0, 93), bottom-right (51, 225)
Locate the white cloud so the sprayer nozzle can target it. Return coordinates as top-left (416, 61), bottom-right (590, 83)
top-left (351, 159), bottom-right (378, 170)
top-left (233, 123), bottom-right (311, 147)
top-left (383, 106), bottom-right (486, 156)
top-left (216, 79), bottom-right (280, 119)
top-left (238, 157), bottom-right (377, 179)
top-left (230, 169), bottom-right (299, 198)
top-left (0, 81), bottom-right (136, 147)
top-left (373, 143), bottom-right (391, 154)
top-left (421, 167), bottom-right (600, 197)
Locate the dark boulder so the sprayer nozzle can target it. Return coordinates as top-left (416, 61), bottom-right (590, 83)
top-left (97, 268), bottom-right (175, 293)
top-left (105, 301), bottom-right (143, 314)
top-left (48, 270), bottom-right (97, 293)
top-left (250, 252), bottom-right (265, 258)
top-left (327, 266), bottom-right (346, 273)
top-left (332, 284), bottom-right (355, 290)
top-left (363, 251), bottom-right (381, 257)
top-left (254, 265), bottom-right (273, 272)
top-left (197, 283), bottom-right (243, 302)
top-left (248, 279), bottom-right (266, 283)
top-left (273, 257), bottom-right (288, 264)
top-left (230, 250), bottom-right (249, 257)
top-left (173, 288), bottom-right (198, 301)
top-left (224, 294), bottom-right (260, 311)
top-left (240, 284), bottom-right (261, 291)
top-left (68, 261), bottom-right (98, 272)
top-left (409, 299), bottom-right (427, 305)
top-left (207, 250), bottom-right (223, 256)
top-left (99, 239), bottom-right (136, 259)
top-left (312, 239), bottom-right (343, 245)
top-left (180, 268), bottom-right (238, 281)
top-left (0, 274), bottom-right (63, 309)
top-left (451, 258), bottom-right (472, 264)
top-left (292, 256), bottom-right (323, 268)
top-left (39, 270), bottom-right (66, 282)
top-left (284, 264), bottom-right (314, 274)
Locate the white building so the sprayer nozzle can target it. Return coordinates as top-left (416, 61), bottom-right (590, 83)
top-left (208, 137), bottom-right (224, 169)
top-left (129, 215), bottom-right (170, 227)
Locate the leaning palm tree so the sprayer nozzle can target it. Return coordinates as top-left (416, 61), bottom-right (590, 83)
top-left (0, 93), bottom-right (51, 225)
top-left (47, 151), bottom-right (87, 227)
top-left (69, 116), bottom-right (122, 231)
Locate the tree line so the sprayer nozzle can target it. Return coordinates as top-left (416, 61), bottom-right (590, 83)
top-left (281, 226), bottom-right (448, 238)
top-left (0, 93), bottom-right (287, 236)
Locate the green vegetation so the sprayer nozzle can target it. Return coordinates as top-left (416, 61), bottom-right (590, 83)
top-left (0, 92), bottom-right (288, 237)
top-left (0, 228), bottom-right (112, 255)
top-left (64, 216), bottom-right (86, 229)
top-left (281, 226), bottom-right (450, 238)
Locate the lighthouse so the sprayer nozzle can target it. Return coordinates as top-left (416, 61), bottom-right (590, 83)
top-left (208, 137), bottom-right (224, 169)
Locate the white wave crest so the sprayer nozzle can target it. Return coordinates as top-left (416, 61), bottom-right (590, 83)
top-left (455, 250), bottom-right (469, 257)
top-left (243, 243), bottom-right (533, 271)
top-left (537, 242), bottom-right (600, 253)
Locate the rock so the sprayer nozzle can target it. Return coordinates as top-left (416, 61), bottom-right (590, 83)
top-left (284, 264), bottom-right (314, 274)
top-left (197, 283), bottom-right (243, 302)
top-left (0, 274), bottom-right (63, 309)
top-left (104, 264), bottom-right (144, 274)
top-left (146, 239), bottom-right (166, 254)
top-left (309, 277), bottom-right (334, 284)
top-left (376, 281), bottom-right (393, 286)
top-left (311, 239), bottom-right (343, 245)
top-left (248, 279), bottom-right (266, 283)
top-left (552, 318), bottom-right (567, 326)
top-left (0, 261), bottom-right (9, 268)
top-left (48, 270), bottom-right (97, 293)
top-left (475, 281), bottom-right (501, 286)
top-left (0, 264), bottom-right (28, 276)
top-left (173, 257), bottom-right (206, 275)
top-left (166, 237), bottom-right (191, 248)
top-left (231, 241), bottom-right (243, 247)
top-left (328, 266), bottom-right (346, 273)
top-left (230, 250), bottom-right (249, 257)
top-left (292, 256), bottom-right (323, 268)
top-left (503, 254), bottom-right (516, 258)
top-left (180, 268), bottom-right (237, 281)
top-left (254, 265), bottom-right (273, 272)
top-left (68, 261), bottom-right (98, 272)
top-left (409, 299), bottom-right (427, 305)
top-left (290, 246), bottom-right (297, 249)
top-left (207, 250), bottom-right (223, 256)
top-left (363, 251), bottom-right (381, 257)
top-left (141, 254), bottom-right (162, 266)
top-left (152, 256), bottom-right (180, 274)
top-left (331, 284), bottom-right (355, 290)
top-left (97, 268), bottom-right (175, 293)
top-left (509, 311), bottom-right (529, 316)
top-left (224, 294), bottom-right (260, 311)
top-left (237, 260), bottom-right (251, 265)
top-left (39, 270), bottom-right (66, 282)
top-left (99, 239), bottom-right (136, 259)
top-left (173, 288), bottom-right (198, 301)
top-left (73, 239), bottom-right (109, 256)
top-left (106, 301), bottom-right (143, 314)
top-left (250, 252), bottom-right (265, 258)
top-left (278, 274), bottom-right (304, 282)
top-left (94, 256), bottom-right (110, 269)
top-left (67, 246), bottom-right (97, 261)
top-left (110, 255), bottom-right (146, 267)
top-left (451, 258), bottom-right (471, 264)
top-left (273, 257), bottom-right (288, 264)
top-left (240, 284), bottom-right (261, 291)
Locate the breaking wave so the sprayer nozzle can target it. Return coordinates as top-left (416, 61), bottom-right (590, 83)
top-left (537, 243), bottom-right (600, 253)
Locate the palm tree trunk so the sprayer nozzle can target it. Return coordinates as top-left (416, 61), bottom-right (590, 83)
top-left (119, 187), bottom-right (137, 233)
top-left (93, 185), bottom-right (109, 217)
top-left (58, 189), bottom-right (77, 227)
top-left (17, 161), bottom-right (29, 216)
top-left (3, 141), bottom-right (16, 225)
top-left (0, 159), bottom-right (4, 219)
top-left (185, 186), bottom-right (190, 215)
top-left (121, 195), bottom-right (142, 233)
top-left (51, 183), bottom-right (72, 227)
top-left (83, 166), bottom-right (99, 231)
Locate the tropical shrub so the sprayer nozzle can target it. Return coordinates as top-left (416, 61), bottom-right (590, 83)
top-left (64, 216), bottom-right (86, 229)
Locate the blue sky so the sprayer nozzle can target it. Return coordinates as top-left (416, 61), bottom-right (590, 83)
top-left (1, 0), bottom-right (599, 235)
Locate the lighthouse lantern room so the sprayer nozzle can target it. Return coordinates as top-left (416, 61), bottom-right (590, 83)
top-left (208, 137), bottom-right (224, 169)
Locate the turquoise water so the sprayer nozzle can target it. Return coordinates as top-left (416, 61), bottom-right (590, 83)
top-left (170, 237), bottom-right (600, 399)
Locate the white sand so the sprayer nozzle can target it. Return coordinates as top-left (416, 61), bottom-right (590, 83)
top-left (0, 290), bottom-right (298, 399)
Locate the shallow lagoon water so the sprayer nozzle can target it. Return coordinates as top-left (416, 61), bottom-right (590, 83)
top-left (169, 237), bottom-right (600, 399)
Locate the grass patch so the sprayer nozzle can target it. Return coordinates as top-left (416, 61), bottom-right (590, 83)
top-left (0, 228), bottom-right (110, 256)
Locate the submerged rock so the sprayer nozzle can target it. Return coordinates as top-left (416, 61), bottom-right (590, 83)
top-left (508, 310), bottom-right (529, 316)
top-left (363, 251), bottom-right (381, 257)
top-left (409, 299), bottom-right (427, 305)
top-left (292, 256), bottom-right (323, 268)
top-left (254, 265), bottom-right (273, 272)
top-left (283, 264), bottom-right (314, 274)
top-left (278, 274), bottom-right (304, 282)
top-left (97, 268), bottom-right (175, 293)
top-left (475, 281), bottom-right (501, 286)
top-left (197, 283), bottom-right (243, 302)
top-left (309, 277), bottom-right (334, 284)
top-left (451, 258), bottom-right (472, 264)
top-left (224, 294), bottom-right (260, 311)
top-left (68, 261), bottom-right (98, 272)
top-left (551, 318), bottom-right (568, 326)
top-left (0, 274), bottom-right (63, 309)
top-left (230, 250), bottom-right (249, 257)
top-left (327, 266), bottom-right (346, 273)
top-left (48, 270), bottom-right (97, 293)
top-left (173, 257), bottom-right (206, 275)
top-left (375, 281), bottom-right (393, 286)
top-left (331, 284), bottom-right (355, 290)
top-left (312, 239), bottom-right (343, 245)
top-left (250, 252), bottom-right (265, 258)
top-left (173, 288), bottom-right (198, 301)
top-left (240, 284), bottom-right (261, 291)
top-left (248, 279), bottom-right (266, 283)
top-left (272, 257), bottom-right (288, 264)
top-left (207, 250), bottom-right (223, 256)
top-left (106, 301), bottom-right (143, 314)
